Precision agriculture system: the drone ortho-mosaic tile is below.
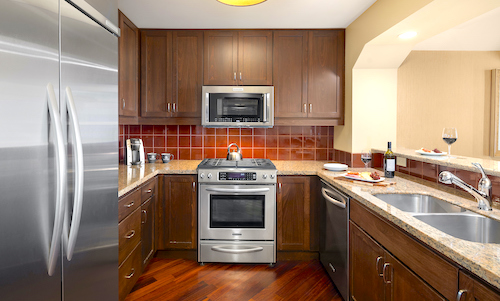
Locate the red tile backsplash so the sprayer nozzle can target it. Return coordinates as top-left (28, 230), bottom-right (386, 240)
top-left (119, 125), bottom-right (335, 162)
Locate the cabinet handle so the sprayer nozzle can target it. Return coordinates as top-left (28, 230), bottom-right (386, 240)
top-left (125, 201), bottom-right (134, 208)
top-left (278, 182), bottom-right (282, 193)
top-left (122, 99), bottom-right (125, 109)
top-left (147, 188), bottom-right (152, 194)
top-left (234, 72), bottom-right (236, 81)
top-left (456, 289), bottom-right (468, 301)
top-left (173, 103), bottom-right (176, 113)
top-left (192, 181), bottom-right (196, 192)
top-left (303, 103), bottom-right (307, 113)
top-left (142, 209), bottom-right (147, 224)
top-left (125, 268), bottom-right (135, 279)
top-left (382, 263), bottom-right (392, 284)
top-left (124, 230), bottom-right (135, 239)
top-left (309, 103), bottom-right (312, 113)
top-left (376, 256), bottom-right (384, 277)
top-left (240, 72), bottom-right (242, 81)
top-left (167, 102), bottom-right (171, 112)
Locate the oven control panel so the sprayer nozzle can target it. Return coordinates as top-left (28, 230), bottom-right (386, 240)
top-left (198, 169), bottom-right (277, 184)
top-left (219, 172), bottom-right (256, 181)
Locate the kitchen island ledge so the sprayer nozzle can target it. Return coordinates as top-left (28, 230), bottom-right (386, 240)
top-left (119, 160), bottom-right (500, 291)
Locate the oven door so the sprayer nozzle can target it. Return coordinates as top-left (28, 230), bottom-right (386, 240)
top-left (199, 184), bottom-right (276, 241)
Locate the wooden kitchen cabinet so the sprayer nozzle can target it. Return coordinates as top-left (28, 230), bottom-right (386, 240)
top-left (273, 30), bottom-right (344, 125)
top-left (157, 175), bottom-right (197, 250)
top-left (204, 30), bottom-right (272, 86)
top-left (141, 30), bottom-right (203, 121)
top-left (277, 176), bottom-right (311, 251)
top-left (141, 178), bottom-right (157, 269)
top-left (458, 270), bottom-right (500, 301)
top-left (350, 199), bottom-right (458, 301)
top-left (118, 10), bottom-right (139, 119)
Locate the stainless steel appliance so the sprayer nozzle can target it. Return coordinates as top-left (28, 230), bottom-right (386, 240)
top-left (202, 86), bottom-right (274, 128)
top-left (197, 158), bottom-right (277, 264)
top-left (0, 0), bottom-right (119, 300)
top-left (126, 138), bottom-right (145, 165)
top-left (320, 180), bottom-right (350, 301)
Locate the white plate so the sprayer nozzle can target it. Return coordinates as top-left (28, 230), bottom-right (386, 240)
top-left (323, 163), bottom-right (348, 171)
top-left (340, 173), bottom-right (385, 183)
top-left (415, 150), bottom-right (447, 156)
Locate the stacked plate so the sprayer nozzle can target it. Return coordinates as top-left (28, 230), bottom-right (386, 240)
top-left (323, 163), bottom-right (348, 171)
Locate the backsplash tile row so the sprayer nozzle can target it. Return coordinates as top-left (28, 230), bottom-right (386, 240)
top-left (119, 125), bottom-right (335, 162)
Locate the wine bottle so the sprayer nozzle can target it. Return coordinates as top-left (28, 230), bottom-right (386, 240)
top-left (384, 142), bottom-right (395, 178)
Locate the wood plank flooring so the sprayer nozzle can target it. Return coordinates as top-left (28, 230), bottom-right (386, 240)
top-left (125, 259), bottom-right (342, 301)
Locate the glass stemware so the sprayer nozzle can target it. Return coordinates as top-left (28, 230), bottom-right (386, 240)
top-left (360, 151), bottom-right (372, 168)
top-left (442, 128), bottom-right (458, 158)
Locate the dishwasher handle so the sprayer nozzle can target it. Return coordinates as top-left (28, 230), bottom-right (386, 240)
top-left (321, 187), bottom-right (347, 209)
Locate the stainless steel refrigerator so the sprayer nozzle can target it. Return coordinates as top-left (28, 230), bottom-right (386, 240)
top-left (0, 0), bottom-right (119, 300)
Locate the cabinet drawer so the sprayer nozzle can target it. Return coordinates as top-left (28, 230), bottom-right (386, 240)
top-left (119, 189), bottom-right (141, 222)
top-left (119, 207), bottom-right (141, 265)
top-left (141, 179), bottom-right (156, 203)
top-left (119, 242), bottom-right (142, 301)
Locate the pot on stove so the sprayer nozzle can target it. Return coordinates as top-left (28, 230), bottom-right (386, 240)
top-left (226, 143), bottom-right (242, 161)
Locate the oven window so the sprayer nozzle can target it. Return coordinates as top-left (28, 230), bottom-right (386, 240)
top-left (210, 195), bottom-right (265, 228)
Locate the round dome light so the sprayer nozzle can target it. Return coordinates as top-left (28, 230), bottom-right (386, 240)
top-left (217, 0), bottom-right (267, 6)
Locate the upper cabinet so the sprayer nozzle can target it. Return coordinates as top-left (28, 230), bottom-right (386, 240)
top-left (204, 30), bottom-right (273, 86)
top-left (118, 10), bottom-right (140, 118)
top-left (141, 30), bottom-right (203, 121)
top-left (273, 30), bottom-right (345, 125)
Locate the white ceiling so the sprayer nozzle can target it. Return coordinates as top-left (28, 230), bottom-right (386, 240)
top-left (118, 0), bottom-right (377, 29)
top-left (414, 6), bottom-right (500, 51)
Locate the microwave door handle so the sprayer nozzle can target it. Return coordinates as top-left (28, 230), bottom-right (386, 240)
top-left (205, 93), bottom-right (210, 123)
top-left (262, 93), bottom-right (268, 123)
top-left (205, 187), bottom-right (270, 193)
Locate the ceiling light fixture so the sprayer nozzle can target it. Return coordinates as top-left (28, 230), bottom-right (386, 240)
top-left (217, 0), bottom-right (267, 6)
top-left (398, 31), bottom-right (417, 39)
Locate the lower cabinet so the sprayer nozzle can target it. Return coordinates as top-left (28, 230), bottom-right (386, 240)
top-left (458, 270), bottom-right (500, 301)
top-left (118, 177), bottom-right (157, 301)
top-left (157, 175), bottom-right (197, 250)
top-left (350, 199), bottom-right (457, 301)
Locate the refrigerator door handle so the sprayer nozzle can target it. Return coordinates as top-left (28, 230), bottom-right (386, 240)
top-left (46, 83), bottom-right (67, 276)
top-left (65, 87), bottom-right (84, 261)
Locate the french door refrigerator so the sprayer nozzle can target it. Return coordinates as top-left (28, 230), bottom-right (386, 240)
top-left (0, 0), bottom-right (119, 300)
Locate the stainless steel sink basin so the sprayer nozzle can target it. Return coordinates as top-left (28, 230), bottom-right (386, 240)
top-left (414, 214), bottom-right (500, 244)
top-left (373, 194), bottom-right (467, 214)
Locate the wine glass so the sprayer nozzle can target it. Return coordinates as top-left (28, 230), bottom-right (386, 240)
top-left (360, 151), bottom-right (372, 168)
top-left (442, 128), bottom-right (458, 158)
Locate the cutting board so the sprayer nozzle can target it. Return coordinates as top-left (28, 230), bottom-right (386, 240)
top-left (334, 176), bottom-right (396, 187)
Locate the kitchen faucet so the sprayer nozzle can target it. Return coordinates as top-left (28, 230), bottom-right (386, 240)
top-left (438, 163), bottom-right (492, 211)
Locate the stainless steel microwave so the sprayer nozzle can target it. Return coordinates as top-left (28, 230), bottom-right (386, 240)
top-left (202, 86), bottom-right (274, 128)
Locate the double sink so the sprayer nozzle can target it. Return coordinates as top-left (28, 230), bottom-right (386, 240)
top-left (373, 193), bottom-right (500, 244)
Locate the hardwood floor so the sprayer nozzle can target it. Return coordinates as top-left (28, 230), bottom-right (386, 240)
top-left (125, 259), bottom-right (342, 301)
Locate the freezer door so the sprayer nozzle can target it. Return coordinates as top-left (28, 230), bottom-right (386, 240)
top-left (0, 0), bottom-right (62, 300)
top-left (60, 1), bottom-right (119, 300)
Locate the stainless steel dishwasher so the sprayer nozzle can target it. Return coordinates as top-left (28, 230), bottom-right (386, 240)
top-left (320, 180), bottom-right (349, 301)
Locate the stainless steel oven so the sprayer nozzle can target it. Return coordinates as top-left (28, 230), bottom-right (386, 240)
top-left (202, 86), bottom-right (274, 128)
top-left (197, 159), bottom-right (277, 264)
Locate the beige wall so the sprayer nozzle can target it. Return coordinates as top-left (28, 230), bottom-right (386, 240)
top-left (397, 51), bottom-right (500, 158)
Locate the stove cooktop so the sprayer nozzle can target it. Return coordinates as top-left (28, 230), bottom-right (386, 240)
top-left (198, 158), bottom-right (276, 170)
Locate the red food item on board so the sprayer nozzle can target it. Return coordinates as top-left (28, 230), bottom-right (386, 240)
top-left (370, 171), bottom-right (380, 180)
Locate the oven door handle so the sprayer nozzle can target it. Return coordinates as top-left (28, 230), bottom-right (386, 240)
top-left (205, 187), bottom-right (270, 193)
top-left (211, 246), bottom-right (264, 254)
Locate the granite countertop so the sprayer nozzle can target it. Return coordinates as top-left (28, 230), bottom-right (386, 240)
top-left (118, 160), bottom-right (500, 290)
top-left (373, 146), bottom-right (500, 176)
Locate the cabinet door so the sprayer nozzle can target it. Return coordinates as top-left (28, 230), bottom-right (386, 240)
top-left (277, 176), bottom-right (310, 251)
top-left (118, 11), bottom-right (139, 117)
top-left (172, 31), bottom-right (203, 118)
top-left (160, 175), bottom-right (197, 249)
top-left (307, 30), bottom-right (344, 119)
top-left (350, 222), bottom-right (385, 301)
top-left (458, 271), bottom-right (500, 301)
top-left (141, 30), bottom-right (172, 117)
top-left (385, 251), bottom-right (445, 301)
top-left (238, 30), bottom-right (273, 85)
top-left (273, 30), bottom-right (308, 118)
top-left (141, 197), bottom-right (155, 269)
top-left (204, 31), bottom-right (238, 86)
